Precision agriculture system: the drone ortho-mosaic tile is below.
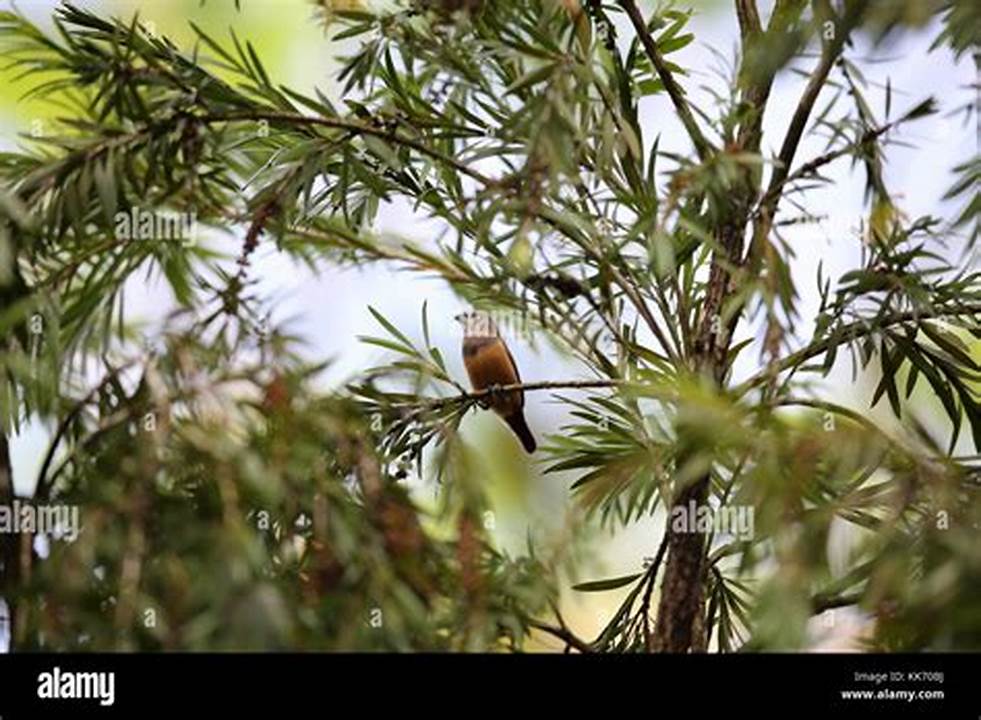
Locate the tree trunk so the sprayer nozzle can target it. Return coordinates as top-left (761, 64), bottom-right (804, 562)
top-left (653, 217), bottom-right (747, 652)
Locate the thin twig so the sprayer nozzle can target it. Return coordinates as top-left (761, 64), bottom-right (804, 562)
top-left (750, 115), bottom-right (915, 224)
top-left (404, 378), bottom-right (629, 414)
top-left (764, 1), bottom-right (854, 209)
top-left (203, 111), bottom-right (496, 187)
top-left (526, 617), bottom-right (594, 653)
top-left (640, 528), bottom-right (671, 651)
top-left (212, 111), bottom-right (679, 364)
top-left (733, 303), bottom-right (981, 397)
top-left (744, 2), bottom-right (860, 272)
top-left (616, 0), bottom-right (712, 161)
top-left (773, 397), bottom-right (884, 435)
top-left (35, 359), bottom-right (139, 499)
top-left (812, 591), bottom-right (863, 614)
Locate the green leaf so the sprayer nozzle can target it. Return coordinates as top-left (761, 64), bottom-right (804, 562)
top-left (363, 136), bottom-right (402, 171)
top-left (505, 63), bottom-right (556, 96)
top-left (659, 33), bottom-right (693, 54)
top-left (367, 306), bottom-right (414, 348)
top-left (572, 572), bottom-right (643, 592)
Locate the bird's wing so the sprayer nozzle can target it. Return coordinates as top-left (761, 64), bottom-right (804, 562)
top-left (501, 338), bottom-right (524, 407)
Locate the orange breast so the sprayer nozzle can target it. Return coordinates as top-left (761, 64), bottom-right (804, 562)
top-left (464, 339), bottom-right (523, 416)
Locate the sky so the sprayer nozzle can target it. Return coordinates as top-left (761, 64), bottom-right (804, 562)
top-left (0, 0), bottom-right (976, 650)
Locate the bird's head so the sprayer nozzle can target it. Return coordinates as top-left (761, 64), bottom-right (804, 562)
top-left (454, 310), bottom-right (498, 338)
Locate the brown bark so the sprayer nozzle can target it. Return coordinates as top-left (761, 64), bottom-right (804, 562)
top-left (651, 478), bottom-right (710, 651)
top-left (652, 216), bottom-right (747, 652)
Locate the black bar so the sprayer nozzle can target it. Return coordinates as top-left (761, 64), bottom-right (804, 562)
top-left (0, 652), bottom-right (976, 717)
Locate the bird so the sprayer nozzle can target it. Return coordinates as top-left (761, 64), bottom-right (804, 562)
top-left (455, 311), bottom-right (536, 453)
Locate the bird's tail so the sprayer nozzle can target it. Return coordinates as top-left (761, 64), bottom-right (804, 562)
top-left (505, 412), bottom-right (537, 453)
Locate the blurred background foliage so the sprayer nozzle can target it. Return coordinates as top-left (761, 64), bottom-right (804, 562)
top-left (0, 0), bottom-right (977, 652)
top-left (25, 329), bottom-right (558, 650)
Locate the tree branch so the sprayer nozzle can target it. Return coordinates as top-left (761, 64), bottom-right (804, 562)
top-left (640, 527), bottom-right (670, 651)
top-left (734, 0), bottom-right (802, 153)
top-left (735, 0), bottom-right (762, 39)
top-left (747, 1), bottom-right (865, 267)
top-left (764, 1), bottom-right (855, 207)
top-left (35, 360), bottom-right (139, 500)
top-left (812, 591), bottom-right (863, 614)
top-left (406, 379), bottom-right (628, 413)
top-left (773, 397), bottom-right (886, 435)
top-left (203, 111), bottom-right (497, 187)
top-left (212, 113), bottom-right (683, 361)
top-left (750, 105), bottom-right (930, 224)
top-left (733, 303), bottom-right (981, 398)
top-left (526, 617), bottom-right (594, 653)
top-left (617, 0), bottom-right (713, 161)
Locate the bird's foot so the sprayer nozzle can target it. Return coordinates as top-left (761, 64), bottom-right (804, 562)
top-left (478, 384), bottom-right (502, 408)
